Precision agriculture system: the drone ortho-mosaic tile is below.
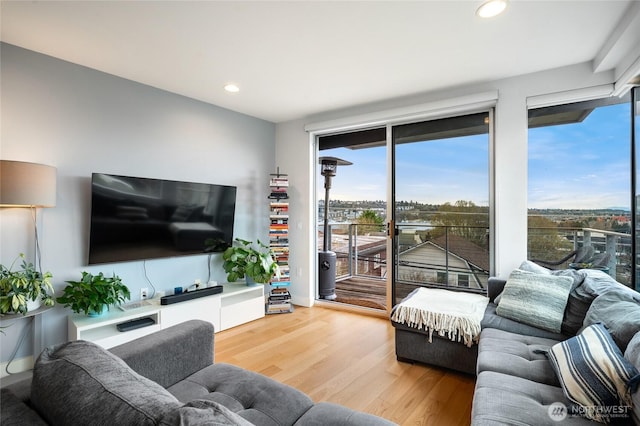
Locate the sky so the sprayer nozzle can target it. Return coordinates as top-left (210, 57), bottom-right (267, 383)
top-left (318, 101), bottom-right (631, 210)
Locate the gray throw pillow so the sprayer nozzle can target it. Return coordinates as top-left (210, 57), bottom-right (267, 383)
top-left (582, 290), bottom-right (640, 352)
top-left (518, 260), bottom-right (551, 275)
top-left (31, 340), bottom-right (181, 426)
top-left (496, 269), bottom-right (572, 333)
top-left (549, 269), bottom-right (588, 335)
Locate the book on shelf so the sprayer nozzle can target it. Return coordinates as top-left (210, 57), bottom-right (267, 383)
top-left (270, 240), bottom-right (289, 246)
top-left (269, 233), bottom-right (288, 239)
top-left (267, 297), bottom-right (291, 305)
top-left (269, 212), bottom-right (288, 218)
top-left (269, 177), bottom-right (289, 186)
top-left (269, 203), bottom-right (289, 212)
top-left (270, 281), bottom-right (291, 287)
top-left (269, 292), bottom-right (291, 303)
top-left (269, 193), bottom-right (289, 200)
top-left (267, 307), bottom-right (293, 314)
top-left (268, 304), bottom-right (291, 310)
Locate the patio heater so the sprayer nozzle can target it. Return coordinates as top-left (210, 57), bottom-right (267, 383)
top-left (318, 156), bottom-right (352, 300)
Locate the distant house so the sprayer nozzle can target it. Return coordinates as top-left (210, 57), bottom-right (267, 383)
top-left (397, 234), bottom-right (490, 290)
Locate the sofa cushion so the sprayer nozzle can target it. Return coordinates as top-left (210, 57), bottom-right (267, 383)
top-left (547, 323), bottom-right (640, 423)
top-left (477, 328), bottom-right (561, 386)
top-left (294, 402), bottom-right (397, 426)
top-left (167, 363), bottom-right (315, 426)
top-left (31, 340), bottom-right (182, 426)
top-left (472, 371), bottom-right (584, 425)
top-left (561, 269), bottom-right (636, 339)
top-left (1, 388), bottom-right (48, 426)
top-left (160, 399), bottom-right (253, 425)
top-left (582, 289), bottom-right (640, 352)
top-left (624, 331), bottom-right (640, 424)
top-left (496, 269), bottom-right (572, 333)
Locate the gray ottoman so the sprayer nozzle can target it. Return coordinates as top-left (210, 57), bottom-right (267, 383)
top-left (393, 321), bottom-right (478, 375)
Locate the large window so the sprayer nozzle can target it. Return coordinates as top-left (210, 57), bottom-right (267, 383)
top-left (527, 97), bottom-right (631, 286)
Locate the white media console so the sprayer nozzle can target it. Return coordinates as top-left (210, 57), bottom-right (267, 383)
top-left (68, 283), bottom-right (264, 348)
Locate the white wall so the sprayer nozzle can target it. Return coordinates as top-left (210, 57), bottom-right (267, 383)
top-left (276, 62), bottom-right (617, 306)
top-left (0, 43), bottom-right (276, 366)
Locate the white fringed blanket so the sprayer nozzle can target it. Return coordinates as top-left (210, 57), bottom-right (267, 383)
top-left (391, 288), bottom-right (489, 347)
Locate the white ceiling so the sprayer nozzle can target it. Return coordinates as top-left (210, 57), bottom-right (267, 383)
top-left (1, 1), bottom-right (639, 123)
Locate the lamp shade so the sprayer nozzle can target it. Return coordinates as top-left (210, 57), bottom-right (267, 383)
top-left (0, 160), bottom-right (57, 207)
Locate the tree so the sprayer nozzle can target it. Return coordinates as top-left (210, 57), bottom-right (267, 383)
top-left (430, 201), bottom-right (489, 246)
top-left (356, 209), bottom-right (384, 235)
top-left (527, 215), bottom-right (573, 262)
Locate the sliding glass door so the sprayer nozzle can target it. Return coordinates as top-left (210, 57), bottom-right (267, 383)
top-left (391, 112), bottom-right (492, 304)
top-left (317, 128), bottom-right (389, 310)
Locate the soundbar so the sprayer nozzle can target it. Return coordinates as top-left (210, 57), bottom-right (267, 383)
top-left (160, 285), bottom-right (223, 305)
top-left (117, 317), bottom-right (155, 332)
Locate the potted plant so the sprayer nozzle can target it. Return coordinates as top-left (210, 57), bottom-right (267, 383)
top-left (222, 238), bottom-right (279, 284)
top-left (0, 254), bottom-right (54, 315)
top-left (57, 271), bottom-right (130, 316)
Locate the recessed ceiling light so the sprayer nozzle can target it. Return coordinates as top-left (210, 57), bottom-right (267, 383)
top-left (476, 0), bottom-right (508, 18)
top-left (224, 83), bottom-right (240, 93)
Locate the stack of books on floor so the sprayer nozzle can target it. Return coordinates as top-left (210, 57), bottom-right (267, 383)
top-left (266, 287), bottom-right (294, 314)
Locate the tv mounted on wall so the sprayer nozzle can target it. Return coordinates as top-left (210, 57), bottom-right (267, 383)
top-left (88, 173), bottom-right (236, 265)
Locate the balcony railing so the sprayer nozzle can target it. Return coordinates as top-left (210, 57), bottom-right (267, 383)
top-left (319, 223), bottom-right (491, 306)
top-left (527, 227), bottom-right (631, 286)
top-left (319, 223), bottom-right (633, 306)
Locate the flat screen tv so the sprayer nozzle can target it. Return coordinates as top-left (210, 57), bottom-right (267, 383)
top-left (88, 173), bottom-right (236, 265)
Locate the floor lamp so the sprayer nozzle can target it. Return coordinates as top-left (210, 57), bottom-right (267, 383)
top-left (0, 160), bottom-right (57, 375)
top-left (318, 156), bottom-right (352, 300)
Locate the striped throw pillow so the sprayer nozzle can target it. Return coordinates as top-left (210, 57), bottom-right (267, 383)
top-left (548, 323), bottom-right (640, 423)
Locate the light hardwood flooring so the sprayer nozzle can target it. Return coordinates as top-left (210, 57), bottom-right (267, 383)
top-left (215, 305), bottom-right (476, 425)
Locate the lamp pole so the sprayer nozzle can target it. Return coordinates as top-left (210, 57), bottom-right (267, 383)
top-left (318, 156), bottom-right (352, 300)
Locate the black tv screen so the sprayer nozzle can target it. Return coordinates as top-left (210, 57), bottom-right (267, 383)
top-left (88, 173), bottom-right (236, 265)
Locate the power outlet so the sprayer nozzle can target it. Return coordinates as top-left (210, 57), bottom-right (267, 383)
top-left (140, 287), bottom-right (149, 300)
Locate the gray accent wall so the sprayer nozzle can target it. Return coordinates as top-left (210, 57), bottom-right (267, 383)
top-left (0, 43), bottom-right (276, 365)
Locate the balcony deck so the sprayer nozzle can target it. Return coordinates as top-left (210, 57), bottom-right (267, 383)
top-left (335, 276), bottom-right (387, 310)
top-left (334, 276), bottom-right (470, 311)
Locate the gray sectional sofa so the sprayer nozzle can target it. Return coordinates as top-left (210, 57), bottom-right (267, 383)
top-left (392, 261), bottom-right (640, 425)
top-left (1, 320), bottom-right (396, 426)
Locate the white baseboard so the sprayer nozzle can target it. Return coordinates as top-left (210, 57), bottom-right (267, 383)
top-left (0, 355), bottom-right (33, 378)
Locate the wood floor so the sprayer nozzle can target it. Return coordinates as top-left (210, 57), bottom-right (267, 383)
top-left (215, 305), bottom-right (476, 425)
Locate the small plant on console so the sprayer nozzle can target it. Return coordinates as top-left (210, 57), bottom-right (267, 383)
top-left (57, 271), bottom-right (130, 316)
